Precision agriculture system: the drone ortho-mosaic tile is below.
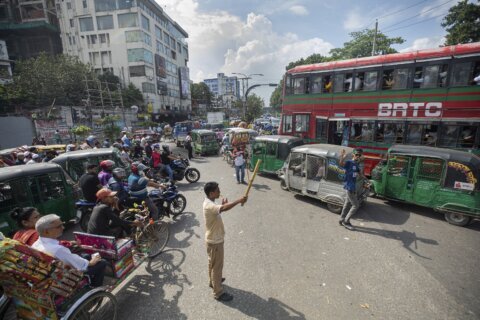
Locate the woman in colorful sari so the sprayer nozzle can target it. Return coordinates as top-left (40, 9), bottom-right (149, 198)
top-left (10, 207), bottom-right (41, 245)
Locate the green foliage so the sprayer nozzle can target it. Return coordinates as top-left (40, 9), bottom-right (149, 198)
top-left (246, 93), bottom-right (264, 122)
top-left (122, 83), bottom-right (144, 108)
top-left (191, 82), bottom-right (213, 106)
top-left (71, 125), bottom-right (92, 140)
top-left (5, 53), bottom-right (95, 108)
top-left (285, 54), bottom-right (329, 70)
top-left (329, 29), bottom-right (404, 60)
top-left (100, 115), bottom-right (121, 141)
top-left (442, 0), bottom-right (480, 46)
top-left (269, 79), bottom-right (283, 112)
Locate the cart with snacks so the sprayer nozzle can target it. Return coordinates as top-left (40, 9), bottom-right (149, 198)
top-left (0, 206), bottom-right (169, 320)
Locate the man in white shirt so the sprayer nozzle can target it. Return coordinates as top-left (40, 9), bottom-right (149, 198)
top-left (203, 182), bottom-right (247, 302)
top-left (32, 214), bottom-right (107, 287)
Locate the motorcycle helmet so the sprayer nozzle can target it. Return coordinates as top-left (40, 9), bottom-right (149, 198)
top-left (131, 161), bottom-right (149, 174)
top-left (99, 159), bottom-right (115, 171)
top-left (112, 167), bottom-right (126, 180)
top-left (86, 135), bottom-right (97, 147)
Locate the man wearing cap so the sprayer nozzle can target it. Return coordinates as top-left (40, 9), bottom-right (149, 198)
top-left (32, 214), bottom-right (107, 287)
top-left (338, 148), bottom-right (365, 231)
top-left (88, 189), bottom-right (142, 238)
top-left (79, 164), bottom-right (102, 203)
top-left (26, 153), bottom-right (40, 164)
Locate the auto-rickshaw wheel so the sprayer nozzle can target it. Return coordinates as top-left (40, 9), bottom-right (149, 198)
top-left (67, 291), bottom-right (117, 320)
top-left (444, 212), bottom-right (471, 227)
top-left (327, 203), bottom-right (343, 214)
top-left (280, 179), bottom-right (288, 191)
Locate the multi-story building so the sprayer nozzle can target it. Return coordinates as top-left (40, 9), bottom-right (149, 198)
top-left (0, 0), bottom-right (63, 59)
top-left (204, 73), bottom-right (240, 99)
top-left (56, 0), bottom-right (191, 121)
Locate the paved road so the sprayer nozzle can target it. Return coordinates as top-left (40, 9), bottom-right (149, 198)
top-left (107, 146), bottom-right (479, 320)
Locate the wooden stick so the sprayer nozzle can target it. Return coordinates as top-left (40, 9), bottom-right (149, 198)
top-left (242, 159), bottom-right (262, 206)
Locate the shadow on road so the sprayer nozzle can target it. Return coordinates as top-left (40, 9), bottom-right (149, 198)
top-left (356, 201), bottom-right (411, 225)
top-left (168, 212), bottom-right (201, 249)
top-left (221, 285), bottom-right (306, 320)
top-left (116, 249), bottom-right (190, 319)
top-left (251, 183), bottom-right (271, 192)
top-left (354, 226), bottom-right (439, 259)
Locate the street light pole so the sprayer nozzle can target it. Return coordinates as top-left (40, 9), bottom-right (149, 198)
top-left (243, 83), bottom-right (277, 121)
top-left (232, 73), bottom-right (264, 120)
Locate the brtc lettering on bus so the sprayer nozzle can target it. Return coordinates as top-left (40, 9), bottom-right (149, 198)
top-left (378, 102), bottom-right (442, 118)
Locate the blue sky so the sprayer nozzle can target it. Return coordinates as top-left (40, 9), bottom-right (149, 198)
top-left (161, 0), bottom-right (462, 104)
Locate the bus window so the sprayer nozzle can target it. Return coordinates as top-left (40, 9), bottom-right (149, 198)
top-left (363, 71), bottom-right (378, 91)
top-left (315, 118), bottom-right (328, 141)
top-left (322, 75), bottom-right (332, 93)
top-left (406, 124), bottom-right (423, 144)
top-left (310, 75), bottom-right (322, 94)
top-left (422, 124), bottom-right (439, 146)
top-left (460, 125), bottom-right (477, 148)
top-left (391, 68), bottom-right (410, 90)
top-left (294, 77), bottom-right (305, 94)
top-left (333, 74), bottom-right (344, 93)
top-left (376, 122), bottom-right (404, 144)
top-left (343, 72), bottom-right (354, 92)
top-left (451, 62), bottom-right (471, 86)
top-left (414, 64), bottom-right (448, 88)
top-left (413, 67), bottom-right (423, 88)
top-left (351, 121), bottom-right (374, 142)
top-left (295, 114), bottom-right (309, 133)
top-left (382, 69), bottom-right (394, 90)
top-left (439, 124), bottom-right (460, 148)
top-left (353, 72), bottom-right (364, 91)
top-left (285, 74), bottom-right (293, 95)
top-left (472, 61), bottom-right (480, 85)
top-left (283, 115), bottom-right (293, 133)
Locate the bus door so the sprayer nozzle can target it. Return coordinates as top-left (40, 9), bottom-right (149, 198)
top-left (411, 157), bottom-right (444, 206)
top-left (287, 152), bottom-right (306, 193)
top-left (328, 119), bottom-right (350, 145)
top-left (385, 155), bottom-right (412, 201)
top-left (305, 155), bottom-right (325, 195)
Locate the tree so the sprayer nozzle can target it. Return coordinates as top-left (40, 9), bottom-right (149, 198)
top-left (442, 0), bottom-right (480, 46)
top-left (269, 79), bottom-right (283, 113)
top-left (122, 83), bottom-right (144, 108)
top-left (4, 53), bottom-right (95, 108)
top-left (245, 93), bottom-right (264, 122)
top-left (71, 125), bottom-right (92, 141)
top-left (190, 82), bottom-right (213, 107)
top-left (286, 54), bottom-right (329, 70)
top-left (99, 115), bottom-right (121, 141)
top-left (329, 29), bottom-right (405, 60)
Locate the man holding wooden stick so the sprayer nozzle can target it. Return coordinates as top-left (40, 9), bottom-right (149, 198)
top-left (203, 182), bottom-right (247, 302)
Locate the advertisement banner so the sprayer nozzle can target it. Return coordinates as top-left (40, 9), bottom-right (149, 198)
top-left (155, 54), bottom-right (166, 78)
top-left (178, 67), bottom-right (190, 99)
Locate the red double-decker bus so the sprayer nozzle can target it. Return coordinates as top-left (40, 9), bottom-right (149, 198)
top-left (279, 42), bottom-right (480, 175)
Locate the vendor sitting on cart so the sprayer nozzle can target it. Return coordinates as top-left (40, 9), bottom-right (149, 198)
top-left (32, 214), bottom-right (108, 287)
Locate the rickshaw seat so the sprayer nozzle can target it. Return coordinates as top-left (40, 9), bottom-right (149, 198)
top-left (0, 237), bottom-right (87, 320)
top-left (73, 232), bottom-right (134, 279)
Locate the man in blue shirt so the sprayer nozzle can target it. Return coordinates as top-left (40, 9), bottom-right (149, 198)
top-left (338, 148), bottom-right (363, 230)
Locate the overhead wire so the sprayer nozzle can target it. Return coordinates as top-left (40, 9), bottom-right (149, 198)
top-left (382, 11), bottom-right (449, 33)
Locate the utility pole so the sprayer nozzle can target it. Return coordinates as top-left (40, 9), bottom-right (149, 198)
top-left (372, 19), bottom-right (378, 56)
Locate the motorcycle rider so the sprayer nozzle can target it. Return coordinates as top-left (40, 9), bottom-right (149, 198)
top-left (161, 145), bottom-right (180, 182)
top-left (108, 168), bottom-right (129, 206)
top-left (128, 162), bottom-right (166, 220)
top-left (79, 164), bottom-right (102, 203)
top-left (81, 135), bottom-right (97, 150)
top-left (98, 160), bottom-right (115, 187)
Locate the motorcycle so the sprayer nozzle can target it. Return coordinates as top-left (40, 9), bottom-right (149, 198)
top-left (76, 199), bottom-right (96, 232)
top-left (152, 158), bottom-right (200, 183)
top-left (149, 183), bottom-right (187, 218)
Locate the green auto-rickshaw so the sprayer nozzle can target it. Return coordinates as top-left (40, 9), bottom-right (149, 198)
top-left (370, 145), bottom-right (480, 226)
top-left (50, 148), bottom-right (129, 182)
top-left (0, 163), bottom-right (78, 236)
top-left (250, 135), bottom-right (304, 174)
top-left (191, 129), bottom-right (220, 156)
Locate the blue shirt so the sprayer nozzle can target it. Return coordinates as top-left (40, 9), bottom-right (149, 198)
top-left (128, 173), bottom-right (148, 200)
top-left (343, 160), bottom-right (360, 192)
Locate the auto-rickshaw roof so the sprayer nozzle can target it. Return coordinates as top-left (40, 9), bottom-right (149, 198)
top-left (228, 128), bottom-right (257, 134)
top-left (192, 129), bottom-right (216, 135)
top-left (51, 148), bottom-right (116, 162)
top-left (0, 163), bottom-right (63, 180)
top-left (291, 144), bottom-right (354, 158)
top-left (254, 135), bottom-right (303, 144)
top-left (389, 145), bottom-right (480, 166)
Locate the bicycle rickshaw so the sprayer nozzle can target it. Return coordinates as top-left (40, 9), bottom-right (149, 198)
top-left (0, 204), bottom-right (169, 319)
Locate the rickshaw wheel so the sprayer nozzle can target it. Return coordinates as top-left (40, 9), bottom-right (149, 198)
top-left (137, 221), bottom-right (170, 258)
top-left (444, 212), bottom-right (471, 227)
top-left (68, 291), bottom-right (117, 320)
top-left (327, 203), bottom-right (343, 214)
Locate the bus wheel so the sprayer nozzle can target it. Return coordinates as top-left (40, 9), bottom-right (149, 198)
top-left (327, 203), bottom-right (342, 214)
top-left (444, 212), bottom-right (471, 227)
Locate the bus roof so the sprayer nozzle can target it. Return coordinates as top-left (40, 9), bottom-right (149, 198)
top-left (288, 42), bottom-right (480, 74)
top-left (0, 163), bottom-right (63, 181)
top-left (389, 145), bottom-right (480, 165)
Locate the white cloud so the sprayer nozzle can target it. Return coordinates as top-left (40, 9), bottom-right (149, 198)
top-left (400, 36), bottom-right (446, 52)
top-left (289, 5), bottom-right (309, 16)
top-left (161, 0), bottom-right (334, 103)
top-left (343, 9), bottom-right (364, 31)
